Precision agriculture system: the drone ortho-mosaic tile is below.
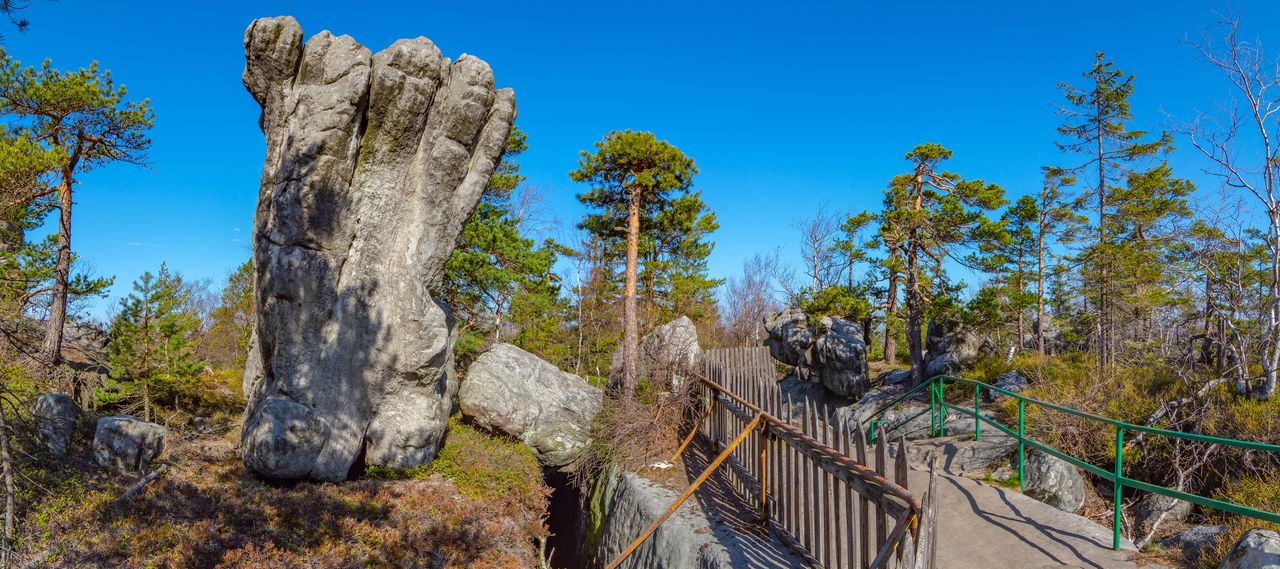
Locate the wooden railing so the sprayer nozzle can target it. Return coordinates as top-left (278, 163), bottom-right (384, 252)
top-left (697, 347), bottom-right (938, 569)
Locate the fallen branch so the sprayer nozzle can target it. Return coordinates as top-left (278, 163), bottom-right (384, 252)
top-left (116, 465), bottom-right (168, 502)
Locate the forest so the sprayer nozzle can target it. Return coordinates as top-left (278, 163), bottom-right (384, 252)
top-left (0, 3), bottom-right (1278, 569)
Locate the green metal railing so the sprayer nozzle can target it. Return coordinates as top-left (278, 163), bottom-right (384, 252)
top-left (861, 375), bottom-right (1280, 550)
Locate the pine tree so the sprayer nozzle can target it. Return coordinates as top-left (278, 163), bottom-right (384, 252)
top-left (442, 126), bottom-right (558, 350)
top-left (106, 265), bottom-right (203, 420)
top-left (0, 55), bottom-right (153, 363)
top-left (1056, 53), bottom-right (1171, 370)
top-left (571, 130), bottom-right (697, 396)
top-left (1033, 167), bottom-right (1082, 356)
top-left (881, 144), bottom-right (1005, 385)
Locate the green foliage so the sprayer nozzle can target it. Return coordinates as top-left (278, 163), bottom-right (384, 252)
top-left (879, 143), bottom-right (1005, 380)
top-left (442, 126), bottom-right (561, 362)
top-left (104, 264), bottom-right (205, 419)
top-left (367, 416), bottom-right (544, 506)
top-left (797, 285), bottom-right (870, 326)
top-left (199, 259), bottom-right (253, 372)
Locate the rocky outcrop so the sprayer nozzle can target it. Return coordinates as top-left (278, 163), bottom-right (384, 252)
top-left (1134, 492), bottom-right (1192, 540)
top-left (983, 370), bottom-right (1030, 402)
top-left (587, 466), bottom-right (804, 568)
top-left (460, 344), bottom-right (602, 468)
top-left (238, 17), bottom-right (516, 481)
top-left (93, 415), bottom-right (167, 473)
top-left (31, 393), bottom-right (81, 456)
top-left (924, 319), bottom-right (988, 378)
top-left (904, 434), bottom-right (1018, 476)
top-left (1023, 450), bottom-right (1085, 513)
top-left (1220, 529), bottom-right (1280, 569)
top-left (610, 316), bottom-right (701, 390)
top-left (763, 309), bottom-right (869, 399)
top-left (1161, 525), bottom-right (1227, 565)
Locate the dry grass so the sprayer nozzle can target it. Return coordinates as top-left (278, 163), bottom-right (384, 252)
top-left (573, 379), bottom-right (699, 487)
top-left (10, 415), bottom-right (549, 568)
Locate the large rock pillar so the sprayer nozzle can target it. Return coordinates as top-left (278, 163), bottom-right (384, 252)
top-left (239, 16), bottom-right (515, 481)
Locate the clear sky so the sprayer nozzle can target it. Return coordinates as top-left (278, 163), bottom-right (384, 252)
top-left (5, 0), bottom-right (1279, 321)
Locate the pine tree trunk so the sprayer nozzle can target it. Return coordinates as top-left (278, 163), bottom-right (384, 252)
top-left (884, 271), bottom-right (898, 365)
top-left (1037, 226), bottom-right (1046, 357)
top-left (0, 402), bottom-right (14, 569)
top-left (621, 189), bottom-right (641, 397)
top-left (41, 177), bottom-right (74, 364)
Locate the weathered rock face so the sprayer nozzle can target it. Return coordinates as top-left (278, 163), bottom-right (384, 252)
top-left (983, 370), bottom-right (1030, 402)
top-left (31, 393), bottom-right (81, 456)
top-left (763, 309), bottom-right (870, 399)
top-left (1220, 529), bottom-right (1280, 569)
top-left (93, 415), bottom-right (167, 473)
top-left (924, 319), bottom-right (988, 378)
top-left (1134, 492), bottom-right (1192, 539)
top-left (587, 466), bottom-right (805, 568)
top-left (1023, 450), bottom-right (1085, 513)
top-left (239, 16), bottom-right (516, 481)
top-left (902, 433), bottom-right (1017, 476)
top-left (461, 344), bottom-right (602, 468)
top-left (1161, 525), bottom-right (1227, 566)
top-left (610, 316), bottom-right (702, 390)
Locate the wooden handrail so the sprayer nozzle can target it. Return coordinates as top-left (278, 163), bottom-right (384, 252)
top-left (605, 413), bottom-right (764, 569)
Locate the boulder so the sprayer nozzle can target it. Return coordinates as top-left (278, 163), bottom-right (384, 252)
top-left (238, 17), bottom-right (515, 481)
top-left (1134, 492), bottom-right (1192, 539)
top-left (1220, 529), bottom-right (1280, 569)
top-left (763, 308), bottom-right (812, 367)
top-left (1023, 449), bottom-right (1085, 513)
top-left (611, 316), bottom-right (701, 390)
top-left (923, 319), bottom-right (988, 377)
top-left (1161, 525), bottom-right (1227, 565)
top-left (877, 368), bottom-right (914, 385)
top-left (93, 415), bottom-right (167, 473)
top-left (31, 393), bottom-right (81, 456)
top-left (983, 370), bottom-right (1030, 402)
top-left (460, 344), bottom-right (603, 468)
top-left (763, 309), bottom-right (869, 399)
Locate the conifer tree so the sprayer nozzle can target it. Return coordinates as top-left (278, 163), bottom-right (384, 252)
top-left (442, 126), bottom-right (558, 350)
top-left (881, 144), bottom-right (1004, 385)
top-left (107, 265), bottom-right (203, 421)
top-left (0, 55), bottom-right (153, 363)
top-left (571, 130), bottom-right (697, 396)
top-left (1056, 53), bottom-right (1171, 369)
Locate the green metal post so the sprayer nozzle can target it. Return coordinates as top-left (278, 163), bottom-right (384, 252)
top-left (929, 381), bottom-right (937, 438)
top-left (973, 383), bottom-right (981, 441)
top-left (1017, 399), bottom-right (1025, 491)
top-left (938, 379), bottom-right (947, 436)
top-left (1113, 426), bottom-right (1125, 551)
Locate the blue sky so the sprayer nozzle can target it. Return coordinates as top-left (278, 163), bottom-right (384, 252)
top-left (5, 0), bottom-right (1279, 321)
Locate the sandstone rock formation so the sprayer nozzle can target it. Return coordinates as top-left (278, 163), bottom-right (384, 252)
top-left (1023, 449), bottom-right (1086, 513)
top-left (1220, 528), bottom-right (1280, 569)
top-left (923, 319), bottom-right (988, 378)
top-left (763, 309), bottom-right (870, 399)
top-left (983, 370), bottom-right (1030, 402)
top-left (610, 316), bottom-right (702, 390)
top-left (239, 16), bottom-right (516, 481)
top-left (93, 415), bottom-right (167, 473)
top-left (460, 344), bottom-right (602, 468)
top-left (31, 393), bottom-right (81, 456)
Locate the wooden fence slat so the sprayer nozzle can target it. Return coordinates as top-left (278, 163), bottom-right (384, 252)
top-left (856, 427), bottom-right (870, 568)
top-left (876, 435), bottom-right (888, 557)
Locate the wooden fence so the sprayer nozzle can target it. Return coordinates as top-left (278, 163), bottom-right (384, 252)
top-left (696, 347), bottom-right (937, 569)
